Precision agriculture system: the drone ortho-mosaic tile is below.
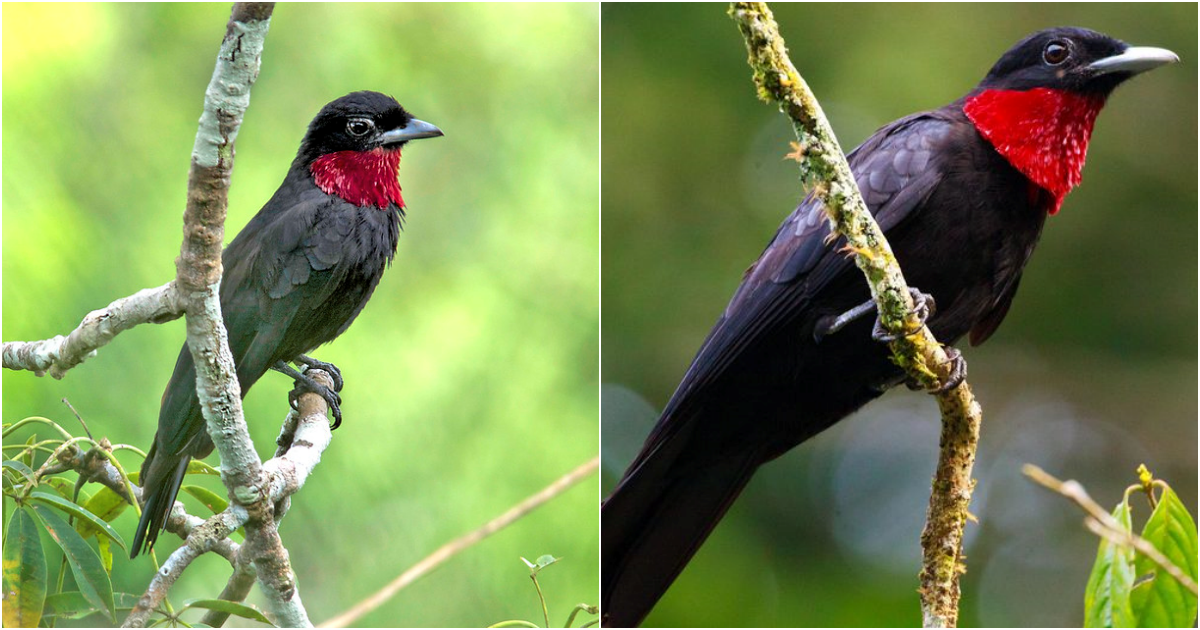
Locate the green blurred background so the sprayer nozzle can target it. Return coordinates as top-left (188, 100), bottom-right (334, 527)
top-left (4, 3), bottom-right (598, 627)
top-left (602, 3), bottom-right (1196, 627)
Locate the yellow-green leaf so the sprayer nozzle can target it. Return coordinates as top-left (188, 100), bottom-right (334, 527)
top-left (182, 485), bottom-right (228, 514)
top-left (2, 507), bottom-right (47, 628)
top-left (74, 486), bottom-right (130, 541)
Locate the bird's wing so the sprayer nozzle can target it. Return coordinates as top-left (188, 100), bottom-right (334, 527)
top-left (218, 186), bottom-right (363, 381)
top-left (657, 112), bottom-right (956, 425)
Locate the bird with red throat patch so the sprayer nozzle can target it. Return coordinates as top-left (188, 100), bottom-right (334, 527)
top-left (132, 91), bottom-right (443, 557)
top-left (602, 27), bottom-right (1178, 627)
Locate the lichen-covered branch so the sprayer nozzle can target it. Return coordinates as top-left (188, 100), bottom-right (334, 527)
top-left (728, 3), bottom-right (982, 627)
top-left (166, 3), bottom-right (315, 627)
top-left (124, 543), bottom-right (205, 628)
top-left (120, 370), bottom-right (333, 627)
top-left (319, 456), bottom-right (600, 628)
top-left (176, 0), bottom-right (271, 505)
top-left (2, 282), bottom-right (184, 378)
top-left (262, 371), bottom-right (336, 505)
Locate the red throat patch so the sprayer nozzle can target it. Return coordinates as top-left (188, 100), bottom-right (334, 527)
top-left (310, 148), bottom-right (404, 209)
top-left (963, 87), bottom-right (1105, 215)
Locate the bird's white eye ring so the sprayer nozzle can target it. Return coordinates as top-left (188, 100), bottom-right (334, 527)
top-left (346, 118), bottom-right (374, 137)
top-left (1043, 40), bottom-right (1070, 65)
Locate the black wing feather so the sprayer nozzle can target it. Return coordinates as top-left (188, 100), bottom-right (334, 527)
top-left (646, 112), bottom-right (954, 451)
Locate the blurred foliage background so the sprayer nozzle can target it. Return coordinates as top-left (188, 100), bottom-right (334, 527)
top-left (602, 3), bottom-right (1196, 627)
top-left (3, 3), bottom-right (598, 627)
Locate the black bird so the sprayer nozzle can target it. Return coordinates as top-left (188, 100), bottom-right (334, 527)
top-left (602, 28), bottom-right (1176, 626)
top-left (132, 91), bottom-right (443, 557)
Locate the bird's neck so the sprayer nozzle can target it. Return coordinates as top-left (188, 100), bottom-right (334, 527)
top-left (964, 87), bottom-right (1106, 215)
top-left (310, 148), bottom-right (404, 209)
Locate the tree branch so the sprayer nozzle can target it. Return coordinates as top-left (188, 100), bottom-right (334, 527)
top-left (2, 282), bottom-right (183, 378)
top-left (4, 3), bottom-right (346, 626)
top-left (165, 3), bottom-right (316, 626)
top-left (728, 4), bottom-right (983, 627)
top-left (319, 457), bottom-right (600, 628)
top-left (37, 442), bottom-right (242, 565)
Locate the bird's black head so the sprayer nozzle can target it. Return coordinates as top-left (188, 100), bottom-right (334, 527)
top-left (296, 90), bottom-right (443, 164)
top-left (977, 27), bottom-right (1178, 96)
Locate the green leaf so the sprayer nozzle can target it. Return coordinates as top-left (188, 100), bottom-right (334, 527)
top-left (1084, 499), bottom-right (1135, 627)
top-left (42, 477), bottom-right (89, 504)
top-left (182, 485), bottom-right (229, 514)
top-left (28, 490), bottom-right (127, 553)
top-left (186, 460), bottom-right (221, 476)
top-left (97, 534), bottom-right (113, 573)
top-left (41, 590), bottom-right (136, 620)
top-left (43, 590), bottom-right (98, 620)
top-left (520, 554), bottom-right (560, 574)
top-left (3, 459), bottom-right (36, 484)
top-left (181, 599), bottom-right (275, 625)
top-left (19, 434), bottom-right (36, 468)
top-left (3, 507), bottom-right (48, 628)
top-left (1130, 485), bottom-right (1198, 627)
top-left (29, 504), bottom-right (115, 624)
top-left (74, 486), bottom-right (130, 541)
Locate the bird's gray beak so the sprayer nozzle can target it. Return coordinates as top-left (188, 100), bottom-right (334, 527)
top-left (1088, 46), bottom-right (1179, 76)
top-left (381, 118), bottom-right (444, 145)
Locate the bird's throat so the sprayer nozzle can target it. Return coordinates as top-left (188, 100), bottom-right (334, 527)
top-left (310, 148), bottom-right (404, 209)
top-left (964, 87), bottom-right (1105, 215)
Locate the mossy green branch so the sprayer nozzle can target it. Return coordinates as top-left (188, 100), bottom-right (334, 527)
top-left (729, 3), bottom-right (982, 627)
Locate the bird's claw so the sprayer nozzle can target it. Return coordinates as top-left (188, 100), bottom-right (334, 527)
top-left (932, 346), bottom-right (967, 393)
top-left (904, 345), bottom-right (967, 393)
top-left (871, 288), bottom-right (936, 343)
top-left (288, 378), bottom-right (344, 430)
top-left (274, 359), bottom-right (344, 429)
top-left (295, 355), bottom-right (344, 392)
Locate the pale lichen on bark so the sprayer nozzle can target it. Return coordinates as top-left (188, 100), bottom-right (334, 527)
top-left (729, 3), bottom-right (983, 627)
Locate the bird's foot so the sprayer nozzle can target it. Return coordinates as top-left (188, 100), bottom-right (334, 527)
top-left (905, 345), bottom-right (967, 393)
top-left (870, 287), bottom-right (936, 343)
top-left (294, 355), bottom-right (344, 392)
top-left (273, 361), bottom-right (344, 429)
top-left (814, 287), bottom-right (935, 342)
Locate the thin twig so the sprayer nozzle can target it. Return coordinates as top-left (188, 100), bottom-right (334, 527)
top-left (728, 4), bottom-right (983, 626)
top-left (318, 457), bottom-right (600, 628)
top-left (1023, 465), bottom-right (1198, 595)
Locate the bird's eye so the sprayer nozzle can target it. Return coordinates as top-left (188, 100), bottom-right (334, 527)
top-left (1043, 40), bottom-right (1070, 65)
top-left (346, 118), bottom-right (374, 137)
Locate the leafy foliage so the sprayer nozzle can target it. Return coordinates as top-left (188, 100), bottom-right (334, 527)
top-left (0, 416), bottom-right (272, 627)
top-left (1084, 470), bottom-right (1198, 627)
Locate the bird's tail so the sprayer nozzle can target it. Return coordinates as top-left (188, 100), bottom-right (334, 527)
top-left (131, 445), bottom-right (191, 558)
top-left (601, 441), bottom-right (760, 627)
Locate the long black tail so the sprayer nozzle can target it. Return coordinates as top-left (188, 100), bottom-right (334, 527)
top-left (131, 446), bottom-right (191, 558)
top-left (601, 442), bottom-right (760, 627)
